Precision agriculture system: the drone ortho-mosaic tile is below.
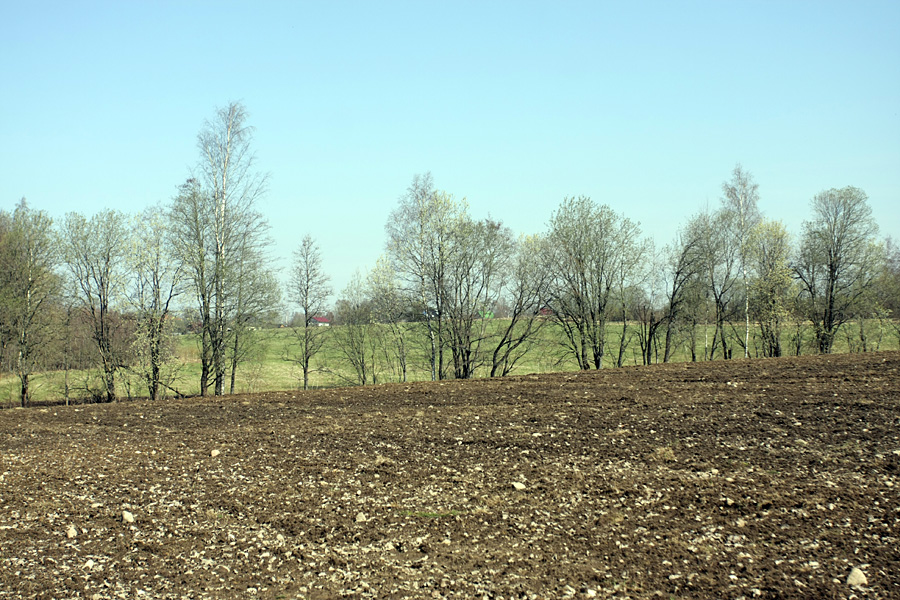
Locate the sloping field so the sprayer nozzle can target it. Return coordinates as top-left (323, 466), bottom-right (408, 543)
top-left (1, 352), bottom-right (898, 599)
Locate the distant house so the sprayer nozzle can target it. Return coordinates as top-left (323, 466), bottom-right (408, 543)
top-left (311, 316), bottom-right (331, 327)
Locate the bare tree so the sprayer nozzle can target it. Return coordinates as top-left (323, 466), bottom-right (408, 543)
top-left (169, 179), bottom-right (215, 395)
top-left (543, 196), bottom-right (642, 369)
top-left (722, 164), bottom-right (762, 357)
top-left (129, 207), bottom-right (183, 400)
top-left (875, 237), bottom-right (900, 346)
top-left (687, 207), bottom-right (740, 359)
top-left (489, 234), bottom-right (550, 376)
top-left (55, 294), bottom-right (83, 405)
top-left (632, 251), bottom-right (666, 366)
top-left (332, 273), bottom-right (378, 385)
top-left (0, 200), bottom-right (61, 406)
top-left (0, 212), bottom-right (8, 374)
top-left (227, 273), bottom-right (280, 394)
top-left (286, 234), bottom-right (331, 390)
top-left (62, 209), bottom-right (129, 402)
top-left (366, 256), bottom-right (412, 382)
top-left (629, 223), bottom-right (704, 365)
top-left (660, 227), bottom-right (704, 362)
top-left (225, 212), bottom-right (280, 394)
top-left (386, 174), bottom-right (466, 380)
top-left (611, 224), bottom-right (650, 367)
top-left (875, 237), bottom-right (900, 341)
top-left (793, 186), bottom-right (880, 353)
top-left (443, 217), bottom-right (514, 379)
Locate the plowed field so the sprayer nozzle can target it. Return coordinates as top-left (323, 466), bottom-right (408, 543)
top-left (1, 352), bottom-right (899, 599)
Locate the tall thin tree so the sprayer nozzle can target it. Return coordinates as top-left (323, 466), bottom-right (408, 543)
top-left (172, 102), bottom-right (270, 395)
top-left (287, 234), bottom-right (331, 390)
top-left (722, 164), bottom-right (762, 357)
top-left (130, 206), bottom-right (183, 400)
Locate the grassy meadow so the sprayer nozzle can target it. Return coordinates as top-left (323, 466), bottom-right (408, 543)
top-left (1, 317), bottom-right (897, 406)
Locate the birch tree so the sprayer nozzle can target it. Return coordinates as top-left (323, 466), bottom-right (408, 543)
top-left (722, 164), bottom-right (762, 357)
top-left (200, 102), bottom-right (268, 395)
top-left (172, 102), bottom-right (270, 395)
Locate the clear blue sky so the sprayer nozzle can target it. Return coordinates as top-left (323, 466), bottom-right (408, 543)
top-left (3, 1), bottom-right (899, 300)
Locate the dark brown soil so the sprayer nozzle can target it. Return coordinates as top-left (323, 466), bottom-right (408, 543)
top-left (1, 352), bottom-right (898, 599)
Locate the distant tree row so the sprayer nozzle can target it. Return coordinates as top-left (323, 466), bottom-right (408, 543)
top-left (2, 103), bottom-right (898, 405)
top-left (309, 167), bottom-right (895, 385)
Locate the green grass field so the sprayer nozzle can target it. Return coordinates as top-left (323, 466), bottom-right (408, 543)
top-left (2, 318), bottom-right (897, 406)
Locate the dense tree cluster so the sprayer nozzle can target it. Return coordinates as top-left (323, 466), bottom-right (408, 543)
top-left (2, 104), bottom-right (897, 405)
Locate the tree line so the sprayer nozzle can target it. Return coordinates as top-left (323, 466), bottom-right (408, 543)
top-left (2, 102), bottom-right (898, 406)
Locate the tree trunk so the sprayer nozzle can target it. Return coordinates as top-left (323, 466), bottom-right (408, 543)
top-left (199, 324), bottom-right (211, 396)
top-left (104, 367), bottom-right (117, 403)
top-left (229, 329), bottom-right (240, 395)
top-left (20, 373), bottom-right (28, 408)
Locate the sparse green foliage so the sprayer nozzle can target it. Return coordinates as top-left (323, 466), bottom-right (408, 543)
top-left (172, 102), bottom-right (273, 396)
top-left (386, 174), bottom-right (468, 380)
top-left (721, 164), bottom-right (762, 357)
top-left (0, 200), bottom-right (61, 406)
top-left (61, 209), bottom-right (130, 402)
top-left (3, 145), bottom-right (898, 404)
top-left (129, 206), bottom-right (183, 400)
top-left (366, 256), bottom-right (412, 382)
top-left (542, 196), bottom-right (643, 369)
top-left (794, 186), bottom-right (880, 353)
top-left (748, 219), bottom-right (791, 357)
